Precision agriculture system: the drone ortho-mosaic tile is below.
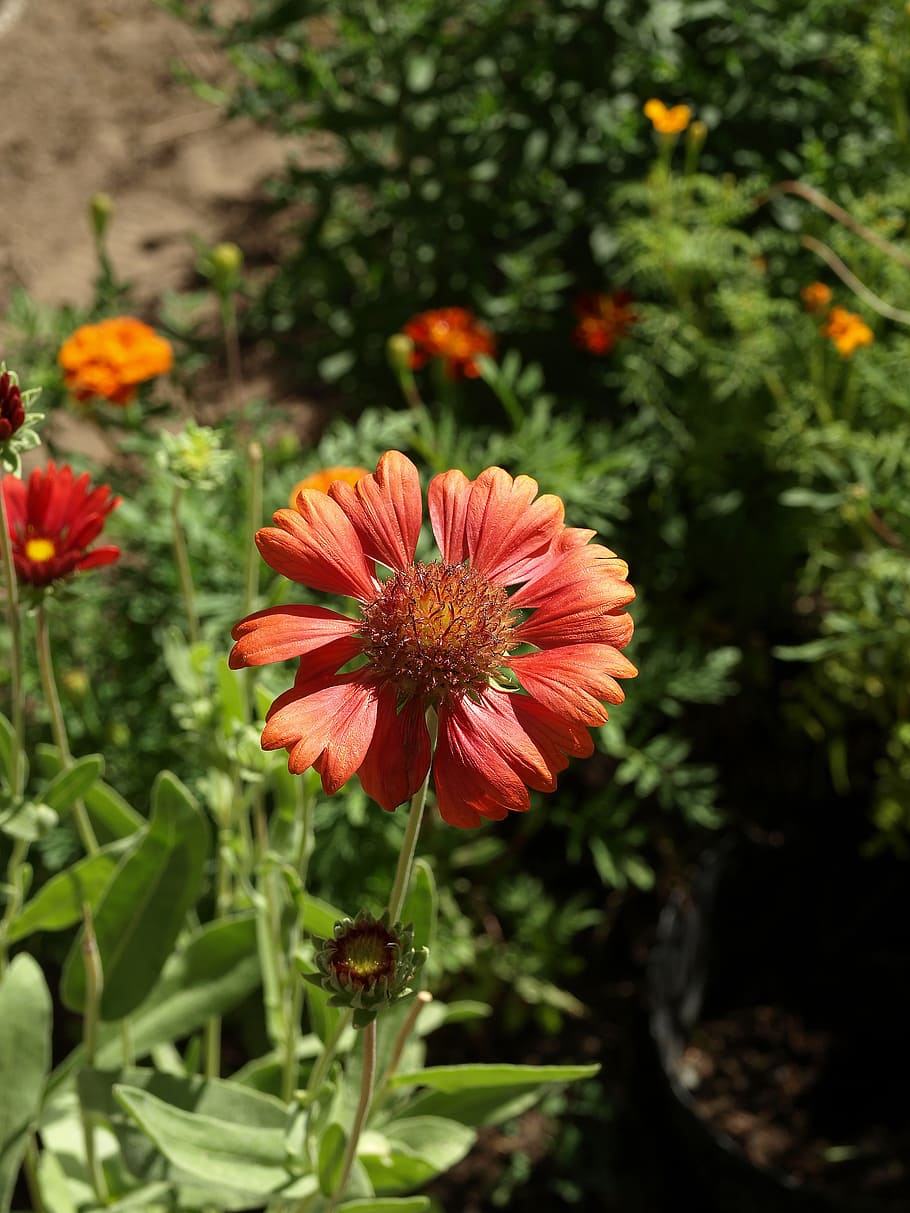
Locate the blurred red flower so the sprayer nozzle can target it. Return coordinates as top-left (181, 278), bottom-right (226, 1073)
top-left (402, 307), bottom-right (495, 379)
top-left (2, 462), bottom-right (121, 588)
top-left (573, 291), bottom-right (637, 355)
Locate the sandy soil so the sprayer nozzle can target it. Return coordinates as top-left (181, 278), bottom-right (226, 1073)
top-left (0, 0), bottom-right (287, 312)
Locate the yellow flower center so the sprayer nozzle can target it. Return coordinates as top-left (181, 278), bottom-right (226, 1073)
top-left (25, 537), bottom-right (56, 563)
top-left (360, 561), bottom-right (516, 701)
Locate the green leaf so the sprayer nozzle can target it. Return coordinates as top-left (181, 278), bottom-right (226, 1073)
top-left (0, 713), bottom-right (26, 792)
top-left (360, 1118), bottom-right (475, 1195)
top-left (0, 955), bottom-right (52, 1213)
top-left (61, 772), bottom-right (210, 1019)
top-left (80, 1066), bottom-right (288, 1186)
top-left (41, 754), bottom-right (104, 814)
top-left (114, 1085), bottom-right (295, 1199)
top-left (298, 954), bottom-right (342, 1046)
top-left (299, 893), bottom-right (347, 939)
top-left (400, 859), bottom-right (436, 954)
top-left (49, 914), bottom-right (261, 1096)
top-left (36, 745), bottom-right (143, 841)
top-left (317, 1122), bottom-right (347, 1196)
top-left (7, 840), bottom-right (128, 943)
top-left (0, 800), bottom-right (57, 842)
top-left (338, 1199), bottom-right (430, 1213)
top-left (387, 1064), bottom-right (600, 1128)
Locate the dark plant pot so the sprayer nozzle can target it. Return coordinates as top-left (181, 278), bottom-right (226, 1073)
top-left (649, 835), bottom-right (910, 1213)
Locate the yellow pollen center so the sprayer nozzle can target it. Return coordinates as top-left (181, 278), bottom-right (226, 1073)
top-left (330, 922), bottom-right (398, 990)
top-left (360, 561), bottom-right (516, 701)
top-left (25, 537), bottom-right (56, 563)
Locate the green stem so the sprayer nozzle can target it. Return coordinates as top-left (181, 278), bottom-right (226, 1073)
top-left (171, 483), bottom-right (200, 647)
top-left (0, 837), bottom-right (28, 975)
top-left (23, 1137), bottom-right (46, 1213)
top-left (35, 604), bottom-right (98, 855)
top-left (387, 712), bottom-right (436, 923)
top-left (326, 1018), bottom-right (376, 1213)
top-left (0, 484), bottom-right (25, 796)
top-left (220, 294), bottom-right (243, 414)
top-left (304, 1011), bottom-right (350, 1100)
top-left (281, 781), bottom-right (314, 1103)
top-left (81, 906), bottom-right (107, 1203)
top-left (244, 441), bottom-right (263, 622)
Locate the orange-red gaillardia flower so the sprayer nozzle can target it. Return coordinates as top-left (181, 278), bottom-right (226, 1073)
top-left (58, 317), bottom-right (173, 405)
top-left (288, 466), bottom-right (371, 509)
top-left (402, 307), bottom-right (495, 379)
top-left (643, 99), bottom-right (692, 135)
top-left (231, 451), bottom-right (636, 828)
top-left (822, 306), bottom-right (874, 358)
top-left (2, 462), bottom-right (121, 589)
top-left (573, 291), bottom-right (637, 355)
top-left (800, 282), bottom-right (832, 314)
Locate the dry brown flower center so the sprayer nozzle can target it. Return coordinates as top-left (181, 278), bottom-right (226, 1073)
top-left (360, 561), bottom-right (516, 700)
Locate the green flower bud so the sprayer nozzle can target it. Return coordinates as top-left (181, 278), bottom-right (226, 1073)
top-left (90, 193), bottom-right (113, 243)
top-left (157, 421), bottom-right (233, 490)
top-left (386, 332), bottom-right (415, 373)
top-left (302, 910), bottom-right (427, 1028)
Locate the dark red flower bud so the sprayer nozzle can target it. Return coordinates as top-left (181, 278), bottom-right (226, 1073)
top-left (0, 372), bottom-right (25, 442)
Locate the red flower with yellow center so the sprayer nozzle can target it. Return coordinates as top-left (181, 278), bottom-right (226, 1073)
top-left (58, 317), bottom-right (173, 405)
top-left (231, 451), bottom-right (636, 828)
top-left (822, 306), bottom-right (874, 358)
top-left (573, 291), bottom-right (637, 355)
top-left (402, 307), bottom-right (495, 379)
top-left (2, 462), bottom-right (121, 589)
top-left (288, 466), bottom-right (371, 508)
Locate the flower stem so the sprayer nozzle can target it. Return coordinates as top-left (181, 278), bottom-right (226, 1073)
top-left (387, 712), bottom-right (436, 923)
top-left (171, 483), bottom-right (200, 647)
top-left (0, 484), bottom-right (25, 796)
top-left (35, 603), bottom-right (99, 856)
top-left (0, 838), bottom-right (28, 975)
top-left (81, 905), bottom-right (107, 1203)
top-left (327, 1017), bottom-right (376, 1213)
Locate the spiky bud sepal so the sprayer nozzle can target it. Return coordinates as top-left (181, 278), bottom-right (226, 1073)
top-left (302, 910), bottom-right (427, 1028)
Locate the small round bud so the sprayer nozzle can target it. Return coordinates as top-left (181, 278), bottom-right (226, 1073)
top-left (387, 332), bottom-right (415, 373)
top-left (302, 910), bottom-right (427, 1028)
top-left (210, 243), bottom-right (243, 295)
top-left (0, 371), bottom-right (25, 443)
top-left (90, 193), bottom-right (113, 242)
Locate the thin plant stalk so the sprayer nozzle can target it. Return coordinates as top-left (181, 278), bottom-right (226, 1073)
top-left (220, 293), bottom-right (242, 414)
top-left (386, 711), bottom-right (437, 923)
top-left (326, 1017), bottom-right (376, 1213)
top-left (171, 483), bottom-right (200, 647)
top-left (81, 906), bottom-right (107, 1203)
top-left (0, 487), bottom-right (24, 793)
top-left (281, 779), bottom-right (315, 1103)
top-left (0, 838), bottom-right (28, 975)
top-left (35, 603), bottom-right (99, 856)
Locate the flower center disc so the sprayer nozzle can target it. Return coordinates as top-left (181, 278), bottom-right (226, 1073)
top-left (330, 921), bottom-right (398, 990)
top-left (360, 561), bottom-right (515, 701)
top-left (25, 537), bottom-right (56, 563)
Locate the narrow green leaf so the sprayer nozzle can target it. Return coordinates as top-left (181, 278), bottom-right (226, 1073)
top-left (114, 1085), bottom-right (293, 1198)
top-left (0, 955), bottom-right (52, 1213)
top-left (61, 771), bottom-right (210, 1019)
top-left (217, 659), bottom-right (246, 738)
top-left (298, 954), bottom-right (342, 1045)
top-left (400, 859), bottom-right (436, 954)
top-left (299, 893), bottom-right (347, 939)
top-left (8, 841), bottom-right (127, 943)
top-left (386, 1062), bottom-right (599, 1092)
top-left (0, 713), bottom-right (24, 791)
top-left (42, 754), bottom-right (104, 814)
top-left (338, 1199), bottom-right (430, 1213)
top-left (317, 1122), bottom-right (347, 1196)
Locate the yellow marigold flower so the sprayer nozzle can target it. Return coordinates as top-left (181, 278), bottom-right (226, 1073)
top-left (822, 307), bottom-right (874, 358)
top-left (289, 466), bottom-right (371, 508)
top-left (801, 282), bottom-right (833, 314)
top-left (59, 317), bottom-right (173, 405)
top-left (644, 98), bottom-right (692, 135)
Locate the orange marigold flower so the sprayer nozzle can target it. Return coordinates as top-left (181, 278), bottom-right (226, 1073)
top-left (800, 282), bottom-right (833, 314)
top-left (289, 466), bottom-right (371, 509)
top-left (644, 98), bottom-right (692, 135)
top-left (573, 291), bottom-right (637, 355)
top-left (59, 317), bottom-right (173, 405)
top-left (2, 461), bottom-right (120, 589)
top-left (0, 371), bottom-right (25, 442)
top-left (402, 307), bottom-right (495, 379)
top-left (231, 451), bottom-right (636, 828)
top-left (822, 306), bottom-right (874, 358)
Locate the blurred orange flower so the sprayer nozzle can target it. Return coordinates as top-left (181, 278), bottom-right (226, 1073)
top-left (289, 466), bottom-right (371, 508)
top-left (801, 282), bottom-right (833, 314)
top-left (644, 98), bottom-right (692, 135)
top-left (573, 291), bottom-right (637, 355)
top-left (822, 307), bottom-right (874, 358)
top-left (402, 307), bottom-right (495, 379)
top-left (59, 317), bottom-right (173, 405)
